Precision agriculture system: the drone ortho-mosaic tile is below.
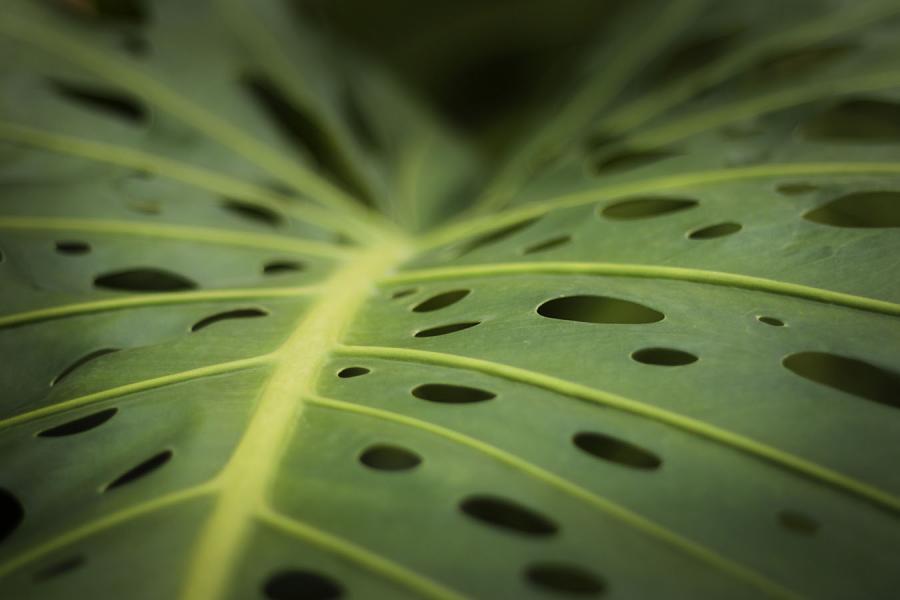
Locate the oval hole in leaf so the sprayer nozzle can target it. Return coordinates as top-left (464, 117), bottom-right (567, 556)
top-left (752, 43), bottom-right (854, 80)
top-left (191, 308), bottom-right (268, 332)
top-left (593, 149), bottom-right (677, 175)
top-left (242, 74), bottom-right (372, 207)
top-left (412, 383), bottom-right (495, 404)
top-left (128, 199), bottom-right (162, 215)
top-left (33, 556), bottom-right (85, 582)
top-left (523, 234), bottom-right (572, 255)
top-left (455, 217), bottom-right (540, 256)
top-left (391, 288), bottom-right (417, 300)
top-left (38, 408), bottom-right (117, 438)
top-left (654, 29), bottom-right (743, 79)
top-left (601, 197), bottom-right (697, 220)
top-left (94, 268), bottom-right (197, 292)
top-left (758, 316), bottom-right (784, 327)
top-left (412, 290), bottom-right (470, 313)
top-left (525, 562), bottom-right (606, 596)
top-left (263, 569), bottom-right (344, 600)
top-left (803, 191), bottom-right (900, 228)
top-left (414, 321), bottom-right (480, 338)
top-left (50, 80), bottom-right (147, 124)
top-left (263, 260), bottom-right (305, 275)
top-left (69, 0), bottom-right (147, 23)
top-left (55, 240), bottom-right (91, 255)
top-left (222, 199), bottom-right (284, 228)
top-left (802, 98), bottom-right (900, 143)
top-left (537, 295), bottom-right (663, 324)
top-left (343, 86), bottom-right (381, 153)
top-left (337, 367), bottom-right (369, 378)
top-left (776, 182), bottom-right (818, 196)
top-left (783, 352), bottom-right (900, 409)
top-left (359, 444), bottom-right (421, 471)
top-left (460, 495), bottom-right (558, 536)
top-left (0, 488), bottom-right (24, 543)
top-left (122, 34), bottom-right (150, 57)
top-left (51, 348), bottom-right (119, 387)
top-left (632, 347), bottom-right (697, 366)
top-left (778, 509), bottom-right (819, 535)
top-left (688, 222), bottom-right (741, 239)
top-left (573, 432), bottom-right (661, 470)
top-left (105, 450), bottom-right (172, 491)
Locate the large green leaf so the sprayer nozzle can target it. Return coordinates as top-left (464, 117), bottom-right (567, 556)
top-left (1, 0), bottom-right (899, 598)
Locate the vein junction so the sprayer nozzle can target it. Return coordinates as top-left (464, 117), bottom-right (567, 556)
top-left (179, 239), bottom-right (412, 600)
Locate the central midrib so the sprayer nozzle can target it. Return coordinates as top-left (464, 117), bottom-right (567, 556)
top-left (179, 237), bottom-right (412, 600)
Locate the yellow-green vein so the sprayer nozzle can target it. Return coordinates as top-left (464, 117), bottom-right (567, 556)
top-left (308, 394), bottom-right (798, 599)
top-left (630, 70), bottom-right (900, 148)
top-left (335, 344), bottom-right (900, 516)
top-left (260, 508), bottom-right (466, 600)
top-left (0, 10), bottom-right (367, 219)
top-left (0, 355), bottom-right (273, 432)
top-left (179, 240), bottom-right (411, 600)
top-left (595, 0), bottom-right (900, 137)
top-left (0, 486), bottom-right (214, 579)
top-left (0, 217), bottom-right (347, 258)
top-left (470, 0), bottom-right (705, 217)
top-left (420, 162), bottom-right (900, 249)
top-left (0, 121), bottom-right (373, 242)
top-left (215, 0), bottom-right (381, 209)
top-left (0, 286), bottom-right (320, 329)
top-left (382, 262), bottom-right (900, 316)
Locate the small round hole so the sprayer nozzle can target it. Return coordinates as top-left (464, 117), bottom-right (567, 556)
top-left (523, 235), bottom-right (572, 255)
top-left (460, 495), bottom-right (558, 536)
top-left (0, 488), bottom-right (24, 543)
top-left (412, 290), bottom-right (470, 312)
top-left (263, 260), bottom-right (304, 275)
top-left (414, 321), bottom-right (480, 337)
top-left (757, 316), bottom-right (784, 327)
top-left (55, 240), bottom-right (91, 255)
top-left (128, 199), bottom-right (162, 215)
top-left (776, 182), bottom-right (818, 196)
top-left (105, 450), bottom-right (172, 491)
top-left (688, 222), bottom-right (741, 239)
top-left (38, 408), bottom-right (117, 437)
top-left (263, 569), bottom-right (343, 600)
top-left (359, 444), bottom-right (421, 471)
top-left (337, 367), bottom-right (370, 378)
top-left (33, 556), bottom-right (85, 582)
top-left (778, 509), bottom-right (819, 535)
top-left (631, 347), bottom-right (697, 366)
top-left (391, 288), bottom-right (417, 299)
top-left (525, 562), bottom-right (606, 596)
top-left (412, 383), bottom-right (495, 404)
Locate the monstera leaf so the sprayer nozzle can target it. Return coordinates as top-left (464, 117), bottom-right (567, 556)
top-left (2, 0), bottom-right (900, 598)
